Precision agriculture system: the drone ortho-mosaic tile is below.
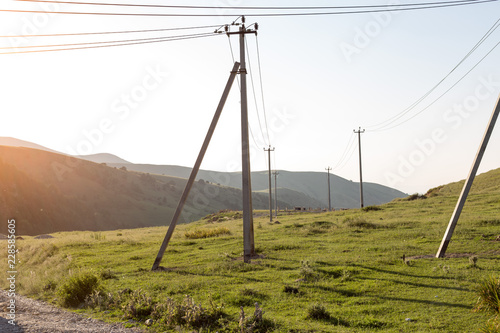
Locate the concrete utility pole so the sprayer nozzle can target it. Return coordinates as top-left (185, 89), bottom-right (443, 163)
top-left (326, 167), bottom-right (332, 211)
top-left (273, 170), bottom-right (279, 218)
top-left (354, 127), bottom-right (365, 208)
top-left (151, 62), bottom-right (240, 271)
top-left (264, 146), bottom-right (275, 222)
top-left (227, 17), bottom-right (258, 263)
top-left (436, 94), bottom-right (500, 258)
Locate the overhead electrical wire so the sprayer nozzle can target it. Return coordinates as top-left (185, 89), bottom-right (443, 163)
top-left (366, 16), bottom-right (500, 132)
top-left (0, 32), bottom-right (218, 54)
top-left (246, 38), bottom-right (270, 147)
top-left (379, 38), bottom-right (500, 131)
top-left (0, 24), bottom-right (222, 38)
top-left (0, 32), bottom-right (215, 50)
top-left (13, 0), bottom-right (494, 10)
top-left (2, 0), bottom-right (497, 17)
top-left (255, 35), bottom-right (271, 149)
top-left (332, 133), bottom-right (356, 171)
top-left (337, 139), bottom-right (358, 171)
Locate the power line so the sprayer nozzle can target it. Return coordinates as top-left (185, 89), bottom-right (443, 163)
top-left (245, 37), bottom-right (269, 147)
top-left (379, 38), bottom-right (500, 131)
top-left (255, 35), bottom-right (271, 148)
top-left (367, 16), bottom-right (500, 132)
top-left (2, 0), bottom-right (497, 17)
top-left (0, 25), bottom-right (222, 38)
top-left (0, 33), bottom-right (218, 55)
top-left (0, 32), bottom-right (215, 50)
top-left (14, 0), bottom-right (495, 10)
top-left (332, 132), bottom-right (355, 170)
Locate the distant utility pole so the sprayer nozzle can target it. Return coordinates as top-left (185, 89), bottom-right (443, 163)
top-left (227, 17), bottom-right (258, 263)
top-left (273, 170), bottom-right (279, 218)
top-left (264, 146), bottom-right (275, 222)
top-left (354, 127), bottom-right (365, 208)
top-left (436, 93), bottom-right (500, 258)
top-left (326, 167), bottom-right (332, 211)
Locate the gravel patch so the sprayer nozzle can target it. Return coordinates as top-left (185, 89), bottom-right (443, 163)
top-left (0, 290), bottom-right (145, 333)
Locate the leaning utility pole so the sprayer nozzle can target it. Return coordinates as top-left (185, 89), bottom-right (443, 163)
top-left (273, 170), bottom-right (279, 218)
top-left (264, 146), bottom-right (275, 222)
top-left (326, 167), bottom-right (332, 211)
top-left (354, 127), bottom-right (365, 208)
top-left (436, 94), bottom-right (500, 258)
top-left (151, 62), bottom-right (240, 271)
top-left (227, 17), bottom-right (258, 263)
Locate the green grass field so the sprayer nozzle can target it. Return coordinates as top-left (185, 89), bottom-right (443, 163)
top-left (2, 169), bottom-right (500, 332)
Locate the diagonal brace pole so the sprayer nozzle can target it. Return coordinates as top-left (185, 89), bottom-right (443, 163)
top-left (436, 93), bottom-right (500, 258)
top-left (152, 62), bottom-right (240, 270)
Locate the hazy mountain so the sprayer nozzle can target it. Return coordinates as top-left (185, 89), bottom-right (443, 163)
top-left (0, 137), bottom-right (60, 154)
top-left (78, 153), bottom-right (132, 164)
top-left (106, 163), bottom-right (407, 209)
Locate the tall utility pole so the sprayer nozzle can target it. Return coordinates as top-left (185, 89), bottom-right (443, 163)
top-left (273, 170), bottom-right (279, 218)
top-left (436, 94), bottom-right (500, 258)
top-left (354, 127), bottom-right (365, 208)
top-left (264, 146), bottom-right (275, 222)
top-left (227, 17), bottom-right (258, 263)
top-left (326, 167), bottom-right (332, 211)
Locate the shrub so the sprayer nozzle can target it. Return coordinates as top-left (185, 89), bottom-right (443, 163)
top-left (57, 271), bottom-right (100, 307)
top-left (362, 205), bottom-right (381, 212)
top-left (306, 303), bottom-right (330, 320)
top-left (152, 295), bottom-right (225, 330)
top-left (469, 256), bottom-right (479, 268)
top-left (300, 260), bottom-right (317, 281)
top-left (406, 193), bottom-right (426, 201)
top-left (122, 289), bottom-right (155, 320)
top-left (343, 217), bottom-right (378, 229)
top-left (283, 285), bottom-right (299, 294)
top-left (474, 275), bottom-right (500, 314)
top-left (239, 303), bottom-right (276, 333)
top-left (185, 226), bottom-right (231, 239)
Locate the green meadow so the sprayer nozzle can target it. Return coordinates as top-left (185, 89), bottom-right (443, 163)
top-left (2, 168), bottom-right (500, 332)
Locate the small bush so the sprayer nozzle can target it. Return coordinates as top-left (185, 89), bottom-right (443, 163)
top-left (469, 256), bottom-right (479, 268)
top-left (306, 303), bottom-right (330, 320)
top-left (474, 276), bottom-right (500, 314)
top-left (406, 193), bottom-right (426, 201)
top-left (300, 260), bottom-right (317, 281)
top-left (283, 285), bottom-right (299, 294)
top-left (152, 295), bottom-right (225, 330)
top-left (185, 226), bottom-right (231, 239)
top-left (90, 232), bottom-right (106, 241)
top-left (343, 217), bottom-right (378, 229)
top-left (100, 268), bottom-right (118, 280)
top-left (123, 289), bottom-right (155, 320)
top-left (239, 303), bottom-right (276, 333)
top-left (57, 271), bottom-right (100, 307)
top-left (362, 205), bottom-right (381, 212)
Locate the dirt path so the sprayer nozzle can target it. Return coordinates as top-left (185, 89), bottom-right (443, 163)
top-left (0, 290), bottom-right (145, 333)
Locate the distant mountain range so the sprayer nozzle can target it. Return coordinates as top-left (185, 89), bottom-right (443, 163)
top-left (0, 137), bottom-right (408, 235)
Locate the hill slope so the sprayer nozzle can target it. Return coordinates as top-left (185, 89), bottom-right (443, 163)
top-left (0, 146), bottom-right (316, 235)
top-left (2, 166), bottom-right (499, 332)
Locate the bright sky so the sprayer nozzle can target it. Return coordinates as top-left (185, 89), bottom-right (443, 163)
top-left (1, 0), bottom-right (499, 194)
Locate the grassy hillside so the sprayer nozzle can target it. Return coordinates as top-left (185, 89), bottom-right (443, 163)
top-left (0, 146), bottom-right (290, 235)
top-left (106, 163), bottom-right (407, 208)
top-left (1, 167), bottom-right (499, 332)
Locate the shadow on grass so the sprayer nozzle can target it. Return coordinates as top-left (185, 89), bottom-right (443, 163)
top-left (357, 276), bottom-right (471, 292)
top-left (374, 295), bottom-right (471, 309)
top-left (350, 263), bottom-right (456, 280)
